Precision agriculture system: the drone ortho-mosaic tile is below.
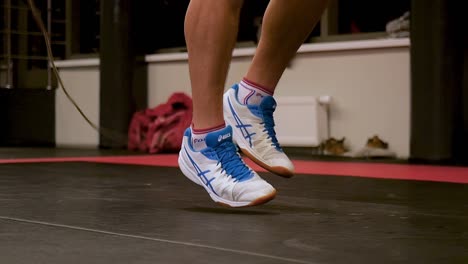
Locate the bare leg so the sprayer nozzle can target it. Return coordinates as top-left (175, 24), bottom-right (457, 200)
top-left (245, 0), bottom-right (328, 91)
top-left (224, 0), bottom-right (328, 177)
top-left (185, 0), bottom-right (244, 129)
top-left (179, 0), bottom-right (276, 208)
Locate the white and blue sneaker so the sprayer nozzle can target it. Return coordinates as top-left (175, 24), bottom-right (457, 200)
top-left (223, 84), bottom-right (294, 177)
top-left (178, 125), bottom-right (276, 207)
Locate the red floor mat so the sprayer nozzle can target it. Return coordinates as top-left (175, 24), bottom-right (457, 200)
top-left (1, 155), bottom-right (467, 184)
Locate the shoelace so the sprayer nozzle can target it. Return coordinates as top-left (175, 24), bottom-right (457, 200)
top-left (261, 107), bottom-right (282, 151)
top-left (214, 141), bottom-right (252, 182)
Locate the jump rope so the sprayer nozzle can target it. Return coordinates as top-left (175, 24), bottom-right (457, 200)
top-left (26, 0), bottom-right (127, 145)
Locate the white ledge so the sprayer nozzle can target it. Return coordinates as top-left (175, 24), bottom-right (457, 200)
top-left (52, 38), bottom-right (410, 66)
top-left (146, 38), bottom-right (409, 63)
top-left (55, 58), bottom-right (100, 68)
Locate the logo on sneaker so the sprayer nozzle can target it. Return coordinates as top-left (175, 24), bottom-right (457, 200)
top-left (256, 93), bottom-right (264, 98)
top-left (218, 133), bottom-right (231, 142)
top-left (193, 138), bottom-right (205, 145)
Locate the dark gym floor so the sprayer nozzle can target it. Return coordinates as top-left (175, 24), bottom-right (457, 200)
top-left (0, 149), bottom-right (467, 264)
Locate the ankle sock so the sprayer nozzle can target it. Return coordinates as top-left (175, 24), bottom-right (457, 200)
top-left (191, 123), bottom-right (226, 151)
top-left (237, 78), bottom-right (273, 105)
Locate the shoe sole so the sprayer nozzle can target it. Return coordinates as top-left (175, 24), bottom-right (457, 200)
top-left (239, 147), bottom-right (294, 178)
top-left (179, 151), bottom-right (276, 208)
top-left (216, 189), bottom-right (277, 208)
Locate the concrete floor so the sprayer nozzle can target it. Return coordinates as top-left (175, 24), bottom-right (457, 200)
top-left (0, 159), bottom-right (467, 263)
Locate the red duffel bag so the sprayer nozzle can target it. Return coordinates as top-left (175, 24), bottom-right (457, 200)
top-left (128, 92), bottom-right (192, 153)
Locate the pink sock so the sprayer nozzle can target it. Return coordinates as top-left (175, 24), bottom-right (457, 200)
top-left (237, 78), bottom-right (273, 105)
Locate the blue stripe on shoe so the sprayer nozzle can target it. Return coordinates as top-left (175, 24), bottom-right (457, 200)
top-left (183, 147), bottom-right (218, 195)
top-left (213, 141), bottom-right (254, 182)
top-left (258, 96), bottom-right (282, 152)
top-left (227, 97), bottom-right (256, 148)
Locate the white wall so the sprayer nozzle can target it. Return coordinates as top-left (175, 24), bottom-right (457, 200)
top-left (275, 48), bottom-right (410, 157)
top-left (55, 59), bottom-right (100, 148)
top-left (147, 39), bottom-right (410, 157)
top-left (54, 39), bottom-right (410, 157)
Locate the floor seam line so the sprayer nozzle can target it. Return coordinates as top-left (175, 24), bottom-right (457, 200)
top-left (0, 216), bottom-right (319, 264)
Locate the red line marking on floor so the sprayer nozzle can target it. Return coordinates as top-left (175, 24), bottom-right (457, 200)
top-left (1, 155), bottom-right (467, 184)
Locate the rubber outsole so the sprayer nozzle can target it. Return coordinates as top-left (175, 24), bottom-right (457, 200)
top-left (216, 189), bottom-right (277, 208)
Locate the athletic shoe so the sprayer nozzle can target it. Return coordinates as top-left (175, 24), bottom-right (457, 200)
top-left (178, 125), bottom-right (276, 207)
top-left (223, 84), bottom-right (294, 177)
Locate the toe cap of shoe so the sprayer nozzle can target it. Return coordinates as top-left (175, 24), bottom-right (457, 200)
top-left (269, 157), bottom-right (294, 171)
top-left (234, 179), bottom-right (276, 203)
top-left (265, 155), bottom-right (295, 177)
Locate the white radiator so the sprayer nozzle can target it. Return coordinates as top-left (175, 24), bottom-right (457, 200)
top-left (274, 96), bottom-right (330, 147)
